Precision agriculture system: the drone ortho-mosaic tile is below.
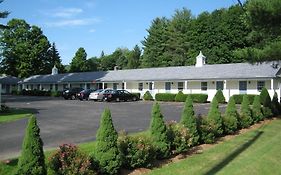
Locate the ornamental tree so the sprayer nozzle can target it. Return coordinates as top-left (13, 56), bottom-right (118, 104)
top-left (239, 95), bottom-right (253, 128)
top-left (94, 108), bottom-right (121, 175)
top-left (150, 103), bottom-right (170, 159)
top-left (223, 96), bottom-right (238, 134)
top-left (16, 116), bottom-right (46, 175)
top-left (207, 97), bottom-right (224, 137)
top-left (252, 95), bottom-right (264, 122)
top-left (180, 95), bottom-right (199, 145)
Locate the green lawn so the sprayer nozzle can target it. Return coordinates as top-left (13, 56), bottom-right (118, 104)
top-left (149, 119), bottom-right (281, 175)
top-left (0, 109), bottom-right (34, 123)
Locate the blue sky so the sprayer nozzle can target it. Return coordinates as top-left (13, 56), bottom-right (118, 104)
top-left (0, 0), bottom-right (245, 64)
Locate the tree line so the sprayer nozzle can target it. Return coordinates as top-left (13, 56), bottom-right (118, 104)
top-left (0, 0), bottom-right (280, 78)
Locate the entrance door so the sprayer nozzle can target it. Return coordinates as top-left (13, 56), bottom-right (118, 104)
top-left (239, 81), bottom-right (247, 94)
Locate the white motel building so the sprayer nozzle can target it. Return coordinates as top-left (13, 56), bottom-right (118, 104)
top-left (17, 52), bottom-right (281, 102)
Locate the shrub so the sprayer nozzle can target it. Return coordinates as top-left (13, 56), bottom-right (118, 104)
top-left (166, 121), bottom-right (192, 154)
top-left (223, 97), bottom-right (238, 134)
top-left (50, 91), bottom-right (61, 97)
top-left (239, 95), bottom-right (253, 128)
top-left (232, 94), bottom-right (257, 104)
top-left (190, 94), bottom-right (208, 103)
top-left (252, 95), bottom-right (264, 122)
top-left (16, 116), bottom-right (46, 175)
top-left (260, 87), bottom-right (271, 106)
top-left (155, 93), bottom-right (176, 102)
top-left (131, 93), bottom-right (141, 99)
top-left (207, 97), bottom-right (224, 137)
top-left (150, 103), bottom-right (170, 159)
top-left (175, 91), bottom-right (187, 102)
top-left (118, 132), bottom-right (156, 169)
top-left (214, 90), bottom-right (226, 103)
top-left (49, 144), bottom-right (95, 175)
top-left (271, 92), bottom-right (280, 116)
top-left (198, 116), bottom-right (216, 144)
top-left (143, 91), bottom-right (154, 101)
top-left (93, 108), bottom-right (121, 175)
top-left (180, 95), bottom-right (199, 145)
top-left (0, 104), bottom-right (10, 113)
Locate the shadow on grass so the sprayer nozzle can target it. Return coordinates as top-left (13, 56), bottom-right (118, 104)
top-left (203, 130), bottom-right (263, 175)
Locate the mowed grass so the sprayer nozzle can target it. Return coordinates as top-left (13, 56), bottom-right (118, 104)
top-left (0, 109), bottom-right (34, 123)
top-left (149, 119), bottom-right (281, 175)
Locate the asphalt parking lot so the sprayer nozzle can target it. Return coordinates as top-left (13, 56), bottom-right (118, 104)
top-left (0, 95), bottom-right (227, 160)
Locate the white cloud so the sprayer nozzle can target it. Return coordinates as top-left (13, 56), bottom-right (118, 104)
top-left (52, 8), bottom-right (83, 18)
top-left (46, 18), bottom-right (100, 27)
top-left (89, 29), bottom-right (96, 33)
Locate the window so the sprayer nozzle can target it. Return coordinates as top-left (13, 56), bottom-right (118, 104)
top-left (239, 81), bottom-right (247, 91)
top-left (104, 83), bottom-right (108, 89)
top-left (122, 83), bottom-right (125, 90)
top-left (201, 82), bottom-right (207, 91)
top-left (55, 84), bottom-right (58, 91)
top-left (26, 85), bottom-right (29, 89)
top-left (216, 81), bottom-right (224, 90)
top-left (149, 82), bottom-right (153, 90)
top-left (178, 82), bottom-right (184, 90)
top-left (138, 83), bottom-right (143, 91)
top-left (113, 83), bottom-right (118, 90)
top-left (50, 84), bottom-right (53, 90)
top-left (257, 81), bottom-right (265, 91)
top-left (165, 82), bottom-right (171, 91)
top-left (37, 84), bottom-right (40, 90)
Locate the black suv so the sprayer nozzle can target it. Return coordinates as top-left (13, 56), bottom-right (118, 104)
top-left (62, 87), bottom-right (84, 100)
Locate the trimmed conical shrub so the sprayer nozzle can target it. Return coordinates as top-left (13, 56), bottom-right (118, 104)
top-left (16, 116), bottom-right (46, 175)
top-left (150, 103), bottom-right (170, 159)
top-left (143, 91), bottom-right (153, 101)
top-left (94, 108), bottom-right (121, 175)
top-left (223, 97), bottom-right (238, 134)
top-left (214, 90), bottom-right (226, 103)
top-left (260, 87), bottom-right (272, 118)
top-left (180, 95), bottom-right (199, 145)
top-left (239, 95), bottom-right (253, 128)
top-left (271, 92), bottom-right (280, 116)
top-left (252, 95), bottom-right (264, 122)
top-left (207, 97), bottom-right (224, 137)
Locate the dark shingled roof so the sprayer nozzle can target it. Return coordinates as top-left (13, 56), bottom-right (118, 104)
top-left (21, 62), bottom-right (281, 84)
top-left (0, 75), bottom-right (21, 84)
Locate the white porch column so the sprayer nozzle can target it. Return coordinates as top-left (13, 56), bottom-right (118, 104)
top-left (40, 84), bottom-right (42, 90)
top-left (184, 81), bottom-right (188, 90)
top-left (84, 83), bottom-right (87, 89)
top-left (123, 81), bottom-right (127, 90)
top-left (68, 83), bottom-right (71, 89)
top-left (271, 79), bottom-right (274, 90)
top-left (152, 81), bottom-right (155, 90)
top-left (102, 82), bottom-right (105, 89)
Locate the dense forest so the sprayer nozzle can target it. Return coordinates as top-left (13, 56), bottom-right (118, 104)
top-left (0, 0), bottom-right (280, 78)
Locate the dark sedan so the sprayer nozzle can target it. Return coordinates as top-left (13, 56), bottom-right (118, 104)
top-left (104, 90), bottom-right (139, 102)
top-left (77, 89), bottom-right (95, 101)
top-left (62, 87), bottom-right (84, 100)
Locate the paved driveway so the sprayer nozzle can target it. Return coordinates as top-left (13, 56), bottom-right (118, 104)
top-left (0, 95), bottom-right (226, 160)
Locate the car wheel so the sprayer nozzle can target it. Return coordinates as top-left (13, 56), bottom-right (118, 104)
top-left (71, 95), bottom-right (76, 100)
top-left (116, 97), bottom-right (120, 102)
top-left (132, 97), bottom-right (137, 101)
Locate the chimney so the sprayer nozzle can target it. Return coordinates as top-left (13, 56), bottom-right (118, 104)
top-left (52, 65), bottom-right (58, 75)
top-left (195, 51), bottom-right (206, 67)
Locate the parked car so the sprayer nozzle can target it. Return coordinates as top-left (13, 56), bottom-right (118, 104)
top-left (62, 87), bottom-right (84, 100)
top-left (77, 89), bottom-right (95, 101)
top-left (89, 89), bottom-right (113, 101)
top-left (104, 90), bottom-right (139, 102)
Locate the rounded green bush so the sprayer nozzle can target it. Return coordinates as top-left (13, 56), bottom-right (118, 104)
top-left (155, 93), bottom-right (176, 102)
top-left (175, 91), bottom-right (187, 102)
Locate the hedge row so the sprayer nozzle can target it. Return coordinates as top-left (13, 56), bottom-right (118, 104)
top-left (11, 89), bottom-right (62, 97)
top-left (232, 94), bottom-right (257, 104)
top-left (154, 92), bottom-right (208, 103)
